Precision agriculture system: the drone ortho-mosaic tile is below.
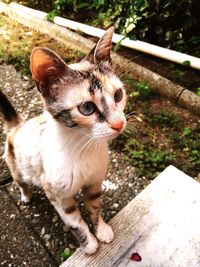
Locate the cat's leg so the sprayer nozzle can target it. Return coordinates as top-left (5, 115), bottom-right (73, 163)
top-left (83, 184), bottom-right (114, 244)
top-left (46, 193), bottom-right (98, 254)
top-left (10, 169), bottom-right (32, 203)
top-left (16, 179), bottom-right (32, 203)
top-left (5, 143), bottom-right (32, 203)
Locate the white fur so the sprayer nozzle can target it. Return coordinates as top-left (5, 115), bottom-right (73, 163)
top-left (96, 217), bottom-right (114, 243)
top-left (41, 111), bottom-right (109, 197)
top-left (9, 111), bottom-right (112, 254)
top-left (12, 111), bottom-right (109, 198)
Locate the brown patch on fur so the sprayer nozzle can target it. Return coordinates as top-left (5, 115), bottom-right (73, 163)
top-left (31, 48), bottom-right (66, 84)
top-left (8, 140), bottom-right (15, 159)
top-left (31, 47), bottom-right (84, 102)
top-left (43, 181), bottom-right (57, 202)
top-left (64, 205), bottom-right (77, 214)
top-left (69, 226), bottom-right (88, 247)
top-left (73, 116), bottom-right (93, 127)
top-left (5, 137), bottom-right (31, 201)
top-left (87, 191), bottom-right (101, 200)
top-left (91, 205), bottom-right (100, 210)
top-left (83, 185), bottom-right (102, 231)
top-left (5, 139), bottom-right (18, 183)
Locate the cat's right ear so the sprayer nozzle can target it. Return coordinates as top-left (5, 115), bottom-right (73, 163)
top-left (31, 47), bottom-right (79, 99)
top-left (83, 27), bottom-right (114, 66)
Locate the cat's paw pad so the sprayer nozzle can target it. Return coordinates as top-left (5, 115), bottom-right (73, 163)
top-left (96, 222), bottom-right (114, 243)
top-left (81, 234), bottom-right (98, 255)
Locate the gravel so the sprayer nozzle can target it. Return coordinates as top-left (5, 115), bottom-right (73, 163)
top-left (0, 62), bottom-right (149, 265)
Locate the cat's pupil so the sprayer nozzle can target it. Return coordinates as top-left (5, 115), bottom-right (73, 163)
top-left (78, 101), bottom-right (96, 116)
top-left (114, 89), bottom-right (123, 103)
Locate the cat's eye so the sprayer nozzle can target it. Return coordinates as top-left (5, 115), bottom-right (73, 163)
top-left (114, 89), bottom-right (123, 103)
top-left (78, 101), bottom-right (96, 116)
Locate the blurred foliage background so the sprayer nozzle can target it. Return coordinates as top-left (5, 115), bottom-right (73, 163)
top-left (3, 0), bottom-right (200, 56)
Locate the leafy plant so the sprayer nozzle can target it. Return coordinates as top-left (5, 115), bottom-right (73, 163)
top-left (196, 87), bottom-right (200, 96)
top-left (145, 109), bottom-right (181, 128)
top-left (182, 127), bottom-right (191, 136)
top-left (61, 248), bottom-right (73, 261)
top-left (123, 139), bottom-right (174, 179)
top-left (172, 125), bottom-right (200, 173)
top-left (122, 77), bottom-right (154, 115)
top-left (133, 81), bottom-right (151, 99)
top-left (45, 0), bottom-right (200, 51)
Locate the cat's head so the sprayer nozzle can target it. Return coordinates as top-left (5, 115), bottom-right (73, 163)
top-left (31, 27), bottom-right (127, 140)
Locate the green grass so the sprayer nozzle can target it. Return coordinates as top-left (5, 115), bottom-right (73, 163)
top-left (112, 76), bottom-right (200, 179)
top-left (0, 15), bottom-right (84, 76)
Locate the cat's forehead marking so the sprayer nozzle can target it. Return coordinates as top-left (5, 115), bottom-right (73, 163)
top-left (89, 75), bottom-right (103, 95)
top-left (100, 96), bottom-right (109, 119)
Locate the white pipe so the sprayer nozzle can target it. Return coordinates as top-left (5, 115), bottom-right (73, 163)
top-left (10, 2), bottom-right (200, 70)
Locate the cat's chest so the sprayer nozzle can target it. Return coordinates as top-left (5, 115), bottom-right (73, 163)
top-left (42, 136), bottom-right (109, 194)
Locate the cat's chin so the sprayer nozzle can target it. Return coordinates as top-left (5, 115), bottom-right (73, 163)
top-left (95, 132), bottom-right (119, 141)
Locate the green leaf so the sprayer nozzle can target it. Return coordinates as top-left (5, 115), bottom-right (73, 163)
top-left (183, 127), bottom-right (191, 136)
top-left (76, 3), bottom-right (90, 9)
top-left (98, 0), bottom-right (105, 6)
top-left (61, 248), bottom-right (73, 261)
top-left (196, 87), bottom-right (200, 96)
top-left (114, 36), bottom-right (126, 52)
top-left (182, 60), bottom-right (191, 66)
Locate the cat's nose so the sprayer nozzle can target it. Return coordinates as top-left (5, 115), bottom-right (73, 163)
top-left (111, 120), bottom-right (124, 132)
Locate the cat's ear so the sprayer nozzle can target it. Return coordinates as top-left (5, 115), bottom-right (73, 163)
top-left (31, 47), bottom-right (79, 99)
top-left (84, 27), bottom-right (114, 66)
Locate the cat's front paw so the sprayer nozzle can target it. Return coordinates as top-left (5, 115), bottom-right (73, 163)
top-left (20, 192), bottom-right (32, 203)
top-left (81, 234), bottom-right (98, 255)
top-left (96, 222), bottom-right (114, 243)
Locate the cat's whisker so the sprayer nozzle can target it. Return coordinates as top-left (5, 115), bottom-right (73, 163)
top-left (72, 136), bottom-right (94, 163)
top-left (117, 69), bottom-right (136, 81)
top-left (70, 133), bottom-right (92, 157)
top-left (97, 139), bottom-right (104, 153)
top-left (95, 138), bottom-right (102, 153)
top-left (80, 137), bottom-right (97, 161)
top-left (126, 123), bottom-right (137, 130)
top-left (78, 136), bottom-right (98, 163)
top-left (97, 139), bottom-right (102, 151)
top-left (122, 124), bottom-right (137, 136)
top-left (68, 135), bottom-right (92, 164)
top-left (125, 111), bottom-right (138, 118)
top-left (114, 55), bottom-right (142, 77)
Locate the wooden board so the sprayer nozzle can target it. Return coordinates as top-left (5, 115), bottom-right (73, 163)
top-left (60, 165), bottom-right (200, 267)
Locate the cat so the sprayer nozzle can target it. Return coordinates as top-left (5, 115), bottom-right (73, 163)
top-left (0, 27), bottom-right (127, 254)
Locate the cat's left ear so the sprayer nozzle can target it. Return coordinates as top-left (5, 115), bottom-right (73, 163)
top-left (84, 27), bottom-right (114, 66)
top-left (31, 47), bottom-right (81, 100)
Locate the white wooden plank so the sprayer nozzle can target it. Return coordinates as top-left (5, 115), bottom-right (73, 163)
top-left (60, 166), bottom-right (200, 267)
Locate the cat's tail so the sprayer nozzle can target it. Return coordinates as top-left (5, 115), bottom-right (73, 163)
top-left (0, 89), bottom-right (23, 132)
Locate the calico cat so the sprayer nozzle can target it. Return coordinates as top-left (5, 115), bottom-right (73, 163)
top-left (0, 27), bottom-right (127, 254)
